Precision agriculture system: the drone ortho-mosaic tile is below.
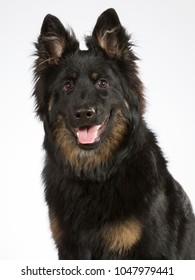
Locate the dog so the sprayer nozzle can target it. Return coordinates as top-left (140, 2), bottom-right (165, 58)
top-left (33, 8), bottom-right (195, 259)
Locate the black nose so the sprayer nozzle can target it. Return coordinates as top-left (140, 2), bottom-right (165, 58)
top-left (74, 108), bottom-right (96, 120)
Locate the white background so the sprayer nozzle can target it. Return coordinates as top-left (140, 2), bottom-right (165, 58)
top-left (0, 0), bottom-right (194, 260)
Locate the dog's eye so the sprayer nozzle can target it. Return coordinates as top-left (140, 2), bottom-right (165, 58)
top-left (96, 79), bottom-right (109, 89)
top-left (63, 80), bottom-right (74, 93)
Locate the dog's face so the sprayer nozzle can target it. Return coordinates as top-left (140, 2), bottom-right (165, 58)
top-left (34, 9), bottom-right (144, 176)
top-left (48, 52), bottom-right (128, 149)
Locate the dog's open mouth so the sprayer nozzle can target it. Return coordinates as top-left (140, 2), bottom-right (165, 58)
top-left (72, 115), bottom-right (110, 146)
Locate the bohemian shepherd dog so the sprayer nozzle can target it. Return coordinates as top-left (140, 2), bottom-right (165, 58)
top-left (33, 9), bottom-right (195, 259)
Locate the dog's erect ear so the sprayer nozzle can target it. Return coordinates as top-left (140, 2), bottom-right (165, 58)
top-left (86, 9), bottom-right (131, 59)
top-left (35, 14), bottom-right (79, 69)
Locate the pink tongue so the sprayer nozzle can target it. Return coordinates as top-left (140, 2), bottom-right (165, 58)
top-left (77, 125), bottom-right (100, 144)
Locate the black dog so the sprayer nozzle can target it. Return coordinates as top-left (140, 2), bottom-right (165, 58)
top-left (33, 8), bottom-right (195, 259)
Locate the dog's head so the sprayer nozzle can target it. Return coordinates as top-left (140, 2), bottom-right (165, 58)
top-left (33, 9), bottom-right (145, 178)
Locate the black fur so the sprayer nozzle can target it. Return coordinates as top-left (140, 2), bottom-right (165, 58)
top-left (33, 8), bottom-right (195, 259)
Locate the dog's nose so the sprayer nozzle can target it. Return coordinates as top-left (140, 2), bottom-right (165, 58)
top-left (74, 108), bottom-right (96, 120)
